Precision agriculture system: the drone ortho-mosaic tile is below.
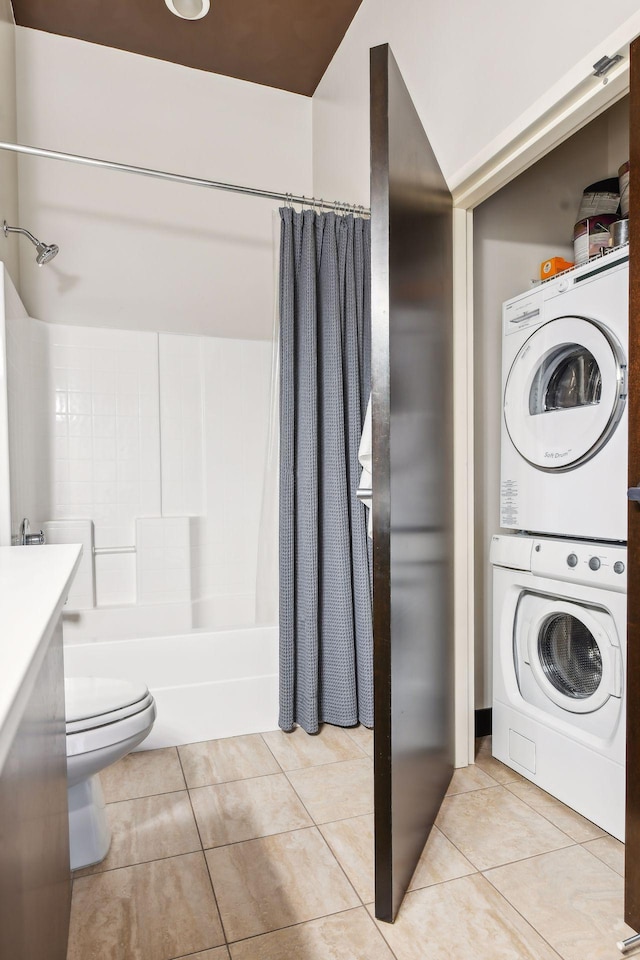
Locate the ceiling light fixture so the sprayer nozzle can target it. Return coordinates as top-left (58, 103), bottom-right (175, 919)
top-left (164, 0), bottom-right (210, 19)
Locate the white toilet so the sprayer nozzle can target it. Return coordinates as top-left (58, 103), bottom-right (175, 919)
top-left (65, 676), bottom-right (157, 870)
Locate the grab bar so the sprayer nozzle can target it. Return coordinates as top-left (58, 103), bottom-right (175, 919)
top-left (93, 545), bottom-right (136, 555)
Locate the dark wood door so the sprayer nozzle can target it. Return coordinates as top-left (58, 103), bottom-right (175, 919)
top-left (626, 34), bottom-right (640, 932)
top-left (370, 43), bottom-right (454, 923)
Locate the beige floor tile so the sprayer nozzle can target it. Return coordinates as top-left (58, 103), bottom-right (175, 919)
top-left (320, 816), bottom-right (475, 904)
top-left (179, 734), bottom-right (281, 788)
top-left (100, 746), bottom-right (186, 802)
top-left (190, 773), bottom-right (312, 847)
top-left (345, 725), bottom-right (374, 757)
top-left (408, 825), bottom-right (477, 891)
top-left (507, 780), bottom-right (605, 842)
top-left (262, 725), bottom-right (366, 770)
top-left (446, 764), bottom-right (499, 795)
top-left (583, 835), bottom-right (625, 876)
top-left (206, 827), bottom-right (360, 941)
top-left (368, 873), bottom-right (562, 960)
top-left (320, 814), bottom-right (375, 902)
top-left (76, 791), bottom-right (201, 875)
top-left (229, 907), bottom-right (395, 960)
top-left (436, 785), bottom-right (573, 870)
top-left (474, 738), bottom-right (524, 785)
top-left (68, 852), bottom-right (224, 960)
top-left (484, 844), bottom-right (634, 960)
top-left (287, 758), bottom-right (373, 823)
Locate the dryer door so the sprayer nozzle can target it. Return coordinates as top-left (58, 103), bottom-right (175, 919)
top-left (504, 315), bottom-right (626, 471)
top-left (517, 594), bottom-right (622, 714)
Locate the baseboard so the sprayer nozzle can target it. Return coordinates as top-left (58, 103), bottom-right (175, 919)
top-left (474, 707), bottom-right (492, 739)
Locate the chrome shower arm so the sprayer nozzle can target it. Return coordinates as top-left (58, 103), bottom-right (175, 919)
top-left (3, 221), bottom-right (39, 246)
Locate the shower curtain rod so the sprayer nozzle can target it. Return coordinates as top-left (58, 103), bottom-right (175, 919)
top-left (0, 140), bottom-right (371, 215)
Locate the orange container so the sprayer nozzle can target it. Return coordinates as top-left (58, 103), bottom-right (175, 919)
top-left (540, 256), bottom-right (574, 280)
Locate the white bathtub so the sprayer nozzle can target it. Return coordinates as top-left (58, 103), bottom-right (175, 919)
top-left (63, 625), bottom-right (279, 749)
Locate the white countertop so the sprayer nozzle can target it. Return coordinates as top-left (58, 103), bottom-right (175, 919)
top-left (0, 544), bottom-right (82, 771)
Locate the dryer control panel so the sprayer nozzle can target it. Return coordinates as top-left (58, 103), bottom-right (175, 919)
top-left (490, 534), bottom-right (627, 593)
top-left (530, 537), bottom-right (627, 593)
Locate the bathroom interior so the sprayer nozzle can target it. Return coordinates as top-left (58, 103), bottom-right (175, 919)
top-left (1, 0), bottom-right (640, 958)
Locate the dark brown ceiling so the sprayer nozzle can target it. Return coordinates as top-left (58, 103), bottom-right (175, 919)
top-left (11, 0), bottom-right (363, 96)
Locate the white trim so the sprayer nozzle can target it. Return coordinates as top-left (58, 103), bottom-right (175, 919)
top-left (453, 206), bottom-right (475, 766)
top-left (451, 12), bottom-right (640, 208)
top-left (451, 17), bottom-right (639, 768)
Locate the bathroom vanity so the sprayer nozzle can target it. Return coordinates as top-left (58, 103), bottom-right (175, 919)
top-left (0, 544), bottom-right (81, 960)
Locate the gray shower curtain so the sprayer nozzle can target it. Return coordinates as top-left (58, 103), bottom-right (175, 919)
top-left (279, 207), bottom-right (372, 734)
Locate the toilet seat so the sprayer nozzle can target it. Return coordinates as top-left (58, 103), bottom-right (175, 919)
top-left (66, 676), bottom-right (150, 723)
top-left (66, 701), bottom-right (157, 757)
top-left (65, 677), bottom-right (156, 757)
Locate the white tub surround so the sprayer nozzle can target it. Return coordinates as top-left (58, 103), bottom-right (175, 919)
top-left (0, 543), bottom-right (81, 769)
top-left (64, 624), bottom-right (278, 748)
top-left (0, 542), bottom-right (81, 960)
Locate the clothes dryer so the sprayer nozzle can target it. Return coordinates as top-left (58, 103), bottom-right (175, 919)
top-left (500, 246), bottom-right (628, 541)
top-left (491, 533), bottom-right (626, 839)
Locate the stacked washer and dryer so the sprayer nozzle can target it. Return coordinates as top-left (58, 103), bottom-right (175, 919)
top-left (492, 244), bottom-right (629, 840)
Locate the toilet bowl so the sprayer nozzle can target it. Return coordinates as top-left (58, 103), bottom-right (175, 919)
top-left (65, 676), bottom-right (156, 870)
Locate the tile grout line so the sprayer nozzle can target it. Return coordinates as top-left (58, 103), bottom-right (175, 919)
top-left (502, 779), bottom-right (608, 845)
top-left (479, 871), bottom-right (567, 960)
top-left (435, 788), bottom-right (579, 875)
top-left (176, 747), bottom-right (231, 951)
top-left (442, 781), bottom-right (577, 848)
top-left (247, 748), bottom-right (391, 950)
top-left (265, 747), bottom-right (404, 960)
top-left (221, 904), bottom-right (402, 959)
top-left (258, 733), bottom-right (369, 772)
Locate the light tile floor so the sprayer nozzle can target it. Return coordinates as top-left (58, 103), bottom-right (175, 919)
top-left (67, 730), bottom-right (635, 960)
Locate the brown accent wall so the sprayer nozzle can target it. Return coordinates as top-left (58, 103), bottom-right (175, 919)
top-left (12, 0), bottom-right (363, 95)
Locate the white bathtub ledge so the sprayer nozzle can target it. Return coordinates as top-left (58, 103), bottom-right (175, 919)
top-left (0, 544), bottom-right (82, 771)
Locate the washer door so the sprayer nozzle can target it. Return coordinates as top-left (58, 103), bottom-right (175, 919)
top-left (504, 315), bottom-right (626, 471)
top-left (517, 594), bottom-right (622, 714)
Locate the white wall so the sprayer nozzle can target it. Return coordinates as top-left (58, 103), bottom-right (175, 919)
top-left (14, 28), bottom-right (312, 339)
top-left (473, 98), bottom-right (629, 709)
top-left (0, 0), bottom-right (19, 284)
top-left (312, 0), bottom-right (640, 202)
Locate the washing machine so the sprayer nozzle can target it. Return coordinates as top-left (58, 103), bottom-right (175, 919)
top-left (491, 532), bottom-right (626, 839)
top-left (500, 245), bottom-right (628, 542)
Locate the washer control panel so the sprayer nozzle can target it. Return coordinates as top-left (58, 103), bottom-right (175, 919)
top-left (530, 536), bottom-right (627, 592)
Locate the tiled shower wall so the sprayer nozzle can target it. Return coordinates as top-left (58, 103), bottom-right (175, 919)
top-left (50, 324), bottom-right (161, 604)
top-left (7, 318), bottom-right (273, 624)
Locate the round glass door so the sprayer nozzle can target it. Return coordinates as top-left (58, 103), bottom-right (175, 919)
top-left (538, 613), bottom-right (602, 700)
top-left (520, 595), bottom-right (621, 714)
top-left (504, 315), bottom-right (625, 471)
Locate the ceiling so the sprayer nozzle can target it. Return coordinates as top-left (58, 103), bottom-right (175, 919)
top-left (10, 0), bottom-right (363, 96)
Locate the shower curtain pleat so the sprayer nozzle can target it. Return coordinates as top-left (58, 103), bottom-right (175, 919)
top-left (279, 207), bottom-right (373, 734)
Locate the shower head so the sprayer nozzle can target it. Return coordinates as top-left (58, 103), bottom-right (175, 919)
top-left (3, 220), bottom-right (59, 266)
top-left (35, 240), bottom-right (59, 265)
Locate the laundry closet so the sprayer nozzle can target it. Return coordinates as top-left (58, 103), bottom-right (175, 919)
top-left (472, 96), bottom-right (630, 836)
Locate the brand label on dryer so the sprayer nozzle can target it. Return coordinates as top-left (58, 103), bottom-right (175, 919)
top-left (544, 448), bottom-right (571, 461)
top-left (501, 480), bottom-right (518, 527)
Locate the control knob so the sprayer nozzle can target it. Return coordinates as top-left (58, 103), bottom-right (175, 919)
top-left (614, 561), bottom-right (625, 574)
top-left (588, 556), bottom-right (601, 571)
top-left (566, 553), bottom-right (578, 568)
